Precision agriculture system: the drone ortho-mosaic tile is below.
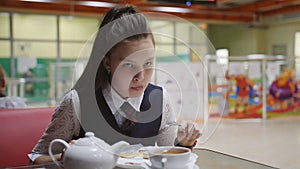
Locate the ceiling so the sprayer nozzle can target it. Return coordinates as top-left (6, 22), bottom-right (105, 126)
top-left (1, 0), bottom-right (300, 23)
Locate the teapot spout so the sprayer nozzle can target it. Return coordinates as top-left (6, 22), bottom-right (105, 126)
top-left (111, 141), bottom-right (130, 155)
top-left (111, 141), bottom-right (143, 155)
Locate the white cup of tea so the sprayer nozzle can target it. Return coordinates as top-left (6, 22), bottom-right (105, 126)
top-left (146, 146), bottom-right (191, 169)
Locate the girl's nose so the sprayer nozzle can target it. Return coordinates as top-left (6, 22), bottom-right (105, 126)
top-left (133, 70), bottom-right (144, 82)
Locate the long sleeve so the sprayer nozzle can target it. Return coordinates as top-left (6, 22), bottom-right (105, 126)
top-left (156, 88), bottom-right (177, 146)
top-left (30, 90), bottom-right (81, 156)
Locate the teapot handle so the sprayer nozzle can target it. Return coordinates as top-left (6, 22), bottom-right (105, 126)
top-left (48, 139), bottom-right (70, 168)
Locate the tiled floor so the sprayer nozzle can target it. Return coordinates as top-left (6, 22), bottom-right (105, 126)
top-left (197, 116), bottom-right (300, 169)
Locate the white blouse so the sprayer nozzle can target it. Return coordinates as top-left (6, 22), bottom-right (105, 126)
top-left (29, 86), bottom-right (177, 161)
top-left (0, 96), bottom-right (27, 108)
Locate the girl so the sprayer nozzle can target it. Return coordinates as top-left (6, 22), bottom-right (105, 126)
top-left (30, 5), bottom-right (201, 164)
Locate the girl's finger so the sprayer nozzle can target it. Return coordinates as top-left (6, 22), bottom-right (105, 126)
top-left (69, 140), bottom-right (77, 144)
top-left (187, 121), bottom-right (197, 134)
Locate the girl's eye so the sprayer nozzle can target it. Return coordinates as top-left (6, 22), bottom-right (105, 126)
top-left (122, 63), bottom-right (133, 68)
top-left (144, 62), bottom-right (153, 68)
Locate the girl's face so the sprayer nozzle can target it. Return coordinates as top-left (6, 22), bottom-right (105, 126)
top-left (104, 36), bottom-right (155, 98)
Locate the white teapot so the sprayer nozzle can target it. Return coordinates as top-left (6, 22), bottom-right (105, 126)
top-left (49, 132), bottom-right (130, 169)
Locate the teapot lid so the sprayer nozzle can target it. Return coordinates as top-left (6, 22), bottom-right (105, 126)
top-left (76, 132), bottom-right (112, 151)
top-left (75, 132), bottom-right (98, 146)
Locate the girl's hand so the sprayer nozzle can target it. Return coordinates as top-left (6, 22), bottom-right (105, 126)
top-left (176, 121), bottom-right (201, 147)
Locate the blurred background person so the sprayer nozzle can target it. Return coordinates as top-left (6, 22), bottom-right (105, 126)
top-left (0, 65), bottom-right (27, 108)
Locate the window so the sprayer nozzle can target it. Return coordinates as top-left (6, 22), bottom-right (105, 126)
top-left (0, 12), bottom-right (10, 58)
top-left (295, 32), bottom-right (300, 57)
top-left (216, 48), bottom-right (229, 65)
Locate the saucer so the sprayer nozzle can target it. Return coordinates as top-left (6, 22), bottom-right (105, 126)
top-left (116, 156), bottom-right (198, 169)
top-left (145, 152), bottom-right (198, 169)
top-left (116, 149), bottom-right (198, 169)
top-left (145, 163), bottom-right (199, 169)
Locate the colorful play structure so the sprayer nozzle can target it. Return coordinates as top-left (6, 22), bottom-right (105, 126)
top-left (268, 68), bottom-right (298, 109)
top-left (226, 69), bottom-right (299, 119)
top-left (225, 71), bottom-right (255, 114)
top-left (206, 55), bottom-right (300, 119)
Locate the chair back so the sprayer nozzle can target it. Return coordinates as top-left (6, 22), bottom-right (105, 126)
top-left (0, 107), bottom-right (54, 167)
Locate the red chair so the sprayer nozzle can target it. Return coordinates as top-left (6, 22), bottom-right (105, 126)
top-left (0, 107), bottom-right (54, 167)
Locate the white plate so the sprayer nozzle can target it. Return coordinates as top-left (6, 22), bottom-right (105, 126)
top-left (116, 152), bottom-right (198, 169)
top-left (116, 157), bottom-right (148, 169)
top-left (116, 163), bottom-right (144, 169)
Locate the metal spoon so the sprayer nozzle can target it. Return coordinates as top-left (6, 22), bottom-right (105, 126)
top-left (164, 121), bottom-right (181, 128)
top-left (159, 121), bottom-right (181, 135)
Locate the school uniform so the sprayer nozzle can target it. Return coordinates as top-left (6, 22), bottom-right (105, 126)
top-left (29, 83), bottom-right (177, 161)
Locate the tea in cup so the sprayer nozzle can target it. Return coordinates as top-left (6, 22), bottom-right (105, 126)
top-left (146, 146), bottom-right (191, 169)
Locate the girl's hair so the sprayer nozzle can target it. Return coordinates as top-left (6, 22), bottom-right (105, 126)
top-left (95, 5), bottom-right (155, 91)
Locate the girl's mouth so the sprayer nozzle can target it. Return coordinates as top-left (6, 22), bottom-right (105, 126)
top-left (130, 85), bottom-right (144, 91)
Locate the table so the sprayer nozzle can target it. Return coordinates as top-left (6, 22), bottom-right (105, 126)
top-left (4, 148), bottom-right (278, 169)
top-left (195, 148), bottom-right (278, 169)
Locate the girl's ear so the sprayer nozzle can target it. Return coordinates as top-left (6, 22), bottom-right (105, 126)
top-left (0, 78), bottom-right (5, 88)
top-left (103, 57), bottom-right (111, 73)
